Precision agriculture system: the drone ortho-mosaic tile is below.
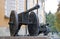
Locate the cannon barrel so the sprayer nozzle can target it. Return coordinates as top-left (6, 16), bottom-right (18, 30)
top-left (18, 5), bottom-right (40, 14)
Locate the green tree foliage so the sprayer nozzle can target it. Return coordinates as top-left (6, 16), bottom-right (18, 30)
top-left (46, 11), bottom-right (57, 32)
top-left (46, 12), bottom-right (55, 26)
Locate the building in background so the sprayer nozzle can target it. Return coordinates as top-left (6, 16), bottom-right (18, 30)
top-left (0, 0), bottom-right (46, 27)
top-left (0, 0), bottom-right (9, 27)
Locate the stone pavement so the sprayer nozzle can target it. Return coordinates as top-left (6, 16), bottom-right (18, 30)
top-left (0, 36), bottom-right (48, 39)
top-left (0, 27), bottom-right (49, 39)
top-left (0, 27), bottom-right (60, 39)
top-left (0, 27), bottom-right (10, 36)
top-left (0, 25), bottom-right (29, 36)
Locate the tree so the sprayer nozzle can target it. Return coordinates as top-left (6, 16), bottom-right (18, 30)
top-left (55, 2), bottom-right (60, 32)
top-left (55, 12), bottom-right (60, 32)
top-left (46, 11), bottom-right (57, 33)
top-left (46, 11), bottom-right (55, 26)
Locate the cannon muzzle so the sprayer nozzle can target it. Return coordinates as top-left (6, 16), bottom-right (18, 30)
top-left (33, 5), bottom-right (40, 9)
top-left (25, 5), bottom-right (40, 13)
top-left (19, 5), bottom-right (40, 14)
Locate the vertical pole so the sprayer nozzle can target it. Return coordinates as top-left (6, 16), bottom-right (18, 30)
top-left (26, 0), bottom-right (27, 10)
top-left (25, 0), bottom-right (27, 36)
top-left (37, 0), bottom-right (38, 14)
top-left (25, 0), bottom-right (27, 11)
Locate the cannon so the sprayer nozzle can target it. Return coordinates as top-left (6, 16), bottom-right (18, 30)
top-left (9, 5), bottom-right (40, 36)
top-left (9, 5), bottom-right (50, 36)
top-left (38, 23), bottom-right (50, 35)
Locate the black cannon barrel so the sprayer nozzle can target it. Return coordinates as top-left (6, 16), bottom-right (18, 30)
top-left (25, 5), bottom-right (40, 13)
top-left (18, 5), bottom-right (40, 14)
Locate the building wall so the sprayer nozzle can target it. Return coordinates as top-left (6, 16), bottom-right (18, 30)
top-left (0, 0), bottom-right (9, 27)
top-left (0, 0), bottom-right (46, 27)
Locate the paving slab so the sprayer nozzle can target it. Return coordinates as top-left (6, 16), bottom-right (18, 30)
top-left (0, 36), bottom-right (48, 39)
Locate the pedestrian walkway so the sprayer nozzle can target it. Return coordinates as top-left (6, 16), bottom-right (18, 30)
top-left (0, 27), bottom-right (10, 36)
top-left (0, 25), bottom-right (29, 36)
top-left (0, 27), bottom-right (60, 39)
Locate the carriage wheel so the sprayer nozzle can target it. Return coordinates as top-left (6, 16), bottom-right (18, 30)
top-left (28, 12), bottom-right (39, 36)
top-left (9, 10), bottom-right (18, 36)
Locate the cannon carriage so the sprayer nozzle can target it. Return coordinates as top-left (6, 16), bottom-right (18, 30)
top-left (9, 5), bottom-right (50, 36)
top-left (9, 5), bottom-right (40, 36)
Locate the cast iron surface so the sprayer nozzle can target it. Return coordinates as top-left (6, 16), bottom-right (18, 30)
top-left (28, 12), bottom-right (39, 36)
top-left (9, 10), bottom-right (18, 36)
top-left (18, 5), bottom-right (40, 24)
top-left (8, 5), bottom-right (50, 36)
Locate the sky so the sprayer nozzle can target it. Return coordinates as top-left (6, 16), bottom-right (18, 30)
top-left (45, 0), bottom-right (59, 14)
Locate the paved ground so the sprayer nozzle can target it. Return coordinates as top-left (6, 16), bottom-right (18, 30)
top-left (0, 36), bottom-right (48, 39)
top-left (0, 25), bottom-right (29, 36)
top-left (0, 27), bottom-right (10, 36)
top-left (0, 27), bottom-right (60, 39)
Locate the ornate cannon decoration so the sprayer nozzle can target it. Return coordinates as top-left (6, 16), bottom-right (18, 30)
top-left (9, 5), bottom-right (50, 36)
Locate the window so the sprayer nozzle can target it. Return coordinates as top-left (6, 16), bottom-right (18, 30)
top-left (5, 0), bottom-right (25, 18)
top-left (5, 0), bottom-right (16, 18)
top-left (17, 0), bottom-right (25, 14)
